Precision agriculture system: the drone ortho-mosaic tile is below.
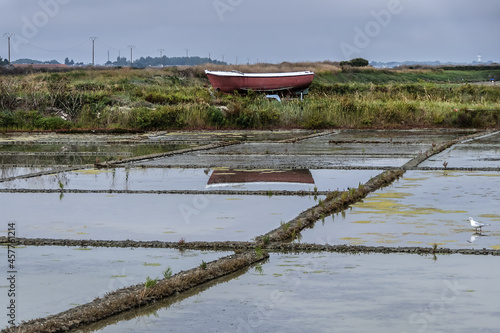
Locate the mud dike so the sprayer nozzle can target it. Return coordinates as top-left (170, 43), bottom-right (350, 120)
top-left (1, 129), bottom-right (499, 332)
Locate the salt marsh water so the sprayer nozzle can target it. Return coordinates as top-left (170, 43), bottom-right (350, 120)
top-left (299, 170), bottom-right (500, 249)
top-left (0, 167), bottom-right (380, 192)
top-left (1, 192), bottom-right (320, 242)
top-left (82, 252), bottom-right (500, 333)
top-left (420, 131), bottom-right (500, 169)
top-left (1, 129), bottom-right (499, 331)
top-left (0, 246), bottom-right (230, 323)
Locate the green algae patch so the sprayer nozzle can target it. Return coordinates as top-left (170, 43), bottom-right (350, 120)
top-left (353, 193), bottom-right (468, 217)
top-left (143, 262), bottom-right (161, 267)
top-left (72, 169), bottom-right (114, 175)
top-left (478, 214), bottom-right (500, 220)
top-left (339, 237), bottom-right (366, 245)
top-left (401, 177), bottom-right (429, 182)
top-left (376, 239), bottom-right (400, 244)
top-left (402, 232), bottom-right (438, 237)
top-left (467, 173), bottom-right (500, 178)
top-left (371, 192), bottom-right (414, 199)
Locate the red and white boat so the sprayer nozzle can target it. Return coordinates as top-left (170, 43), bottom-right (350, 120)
top-left (205, 70), bottom-right (315, 94)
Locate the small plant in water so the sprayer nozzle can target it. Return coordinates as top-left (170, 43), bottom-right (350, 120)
top-left (163, 267), bottom-right (173, 279)
top-left (200, 260), bottom-right (207, 270)
top-left (262, 235), bottom-right (270, 245)
top-left (145, 276), bottom-right (158, 288)
top-left (178, 237), bottom-right (185, 246)
top-left (255, 246), bottom-right (263, 258)
top-left (318, 198), bottom-right (324, 208)
top-left (254, 264), bottom-right (264, 274)
top-left (282, 222), bottom-right (290, 232)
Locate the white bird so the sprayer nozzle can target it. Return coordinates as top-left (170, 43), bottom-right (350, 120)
top-left (468, 217), bottom-right (490, 232)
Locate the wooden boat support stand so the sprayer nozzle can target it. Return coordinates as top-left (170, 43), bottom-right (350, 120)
top-left (205, 70), bottom-right (315, 101)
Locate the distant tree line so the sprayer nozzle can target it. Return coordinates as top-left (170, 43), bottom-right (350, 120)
top-left (11, 58), bottom-right (61, 65)
top-left (105, 56), bottom-right (225, 68)
top-left (7, 55), bottom-right (225, 68)
top-left (0, 56), bottom-right (8, 66)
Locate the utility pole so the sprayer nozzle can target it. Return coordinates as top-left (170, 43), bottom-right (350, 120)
top-left (89, 37), bottom-right (97, 66)
top-left (158, 48), bottom-right (165, 67)
top-left (128, 45), bottom-right (135, 67)
top-left (3, 33), bottom-right (14, 66)
top-left (185, 49), bottom-right (189, 65)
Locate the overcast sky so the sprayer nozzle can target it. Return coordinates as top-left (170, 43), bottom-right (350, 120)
top-left (1, 0), bottom-right (499, 64)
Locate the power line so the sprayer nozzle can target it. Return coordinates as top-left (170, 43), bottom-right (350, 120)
top-left (12, 36), bottom-right (89, 53)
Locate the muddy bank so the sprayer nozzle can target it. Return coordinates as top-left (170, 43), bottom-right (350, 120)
top-left (1, 237), bottom-right (255, 250)
top-left (99, 141), bottom-right (239, 167)
top-left (4, 237), bottom-right (499, 256)
top-left (277, 129), bottom-right (338, 143)
top-left (0, 188), bottom-right (330, 196)
top-left (2, 251), bottom-right (268, 333)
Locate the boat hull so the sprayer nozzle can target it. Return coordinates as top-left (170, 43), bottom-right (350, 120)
top-left (205, 70), bottom-right (314, 94)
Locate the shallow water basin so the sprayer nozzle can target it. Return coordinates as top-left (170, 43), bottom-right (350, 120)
top-left (0, 167), bottom-right (381, 193)
top-left (300, 170), bottom-right (500, 249)
top-left (0, 246), bottom-right (230, 325)
top-left (2, 193), bottom-right (320, 242)
top-left (79, 252), bottom-right (500, 333)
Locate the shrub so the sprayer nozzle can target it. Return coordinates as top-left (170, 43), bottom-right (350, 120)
top-left (340, 58), bottom-right (369, 67)
top-left (145, 92), bottom-right (168, 104)
top-left (129, 106), bottom-right (186, 130)
top-left (37, 116), bottom-right (72, 130)
top-left (207, 106), bottom-right (226, 127)
top-left (0, 110), bottom-right (15, 128)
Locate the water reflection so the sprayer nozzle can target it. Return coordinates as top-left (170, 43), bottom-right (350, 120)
top-left (207, 168), bottom-right (314, 187)
top-left (467, 232), bottom-right (486, 244)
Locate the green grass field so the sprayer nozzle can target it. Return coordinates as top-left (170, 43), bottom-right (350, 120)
top-left (1, 64), bottom-right (499, 131)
